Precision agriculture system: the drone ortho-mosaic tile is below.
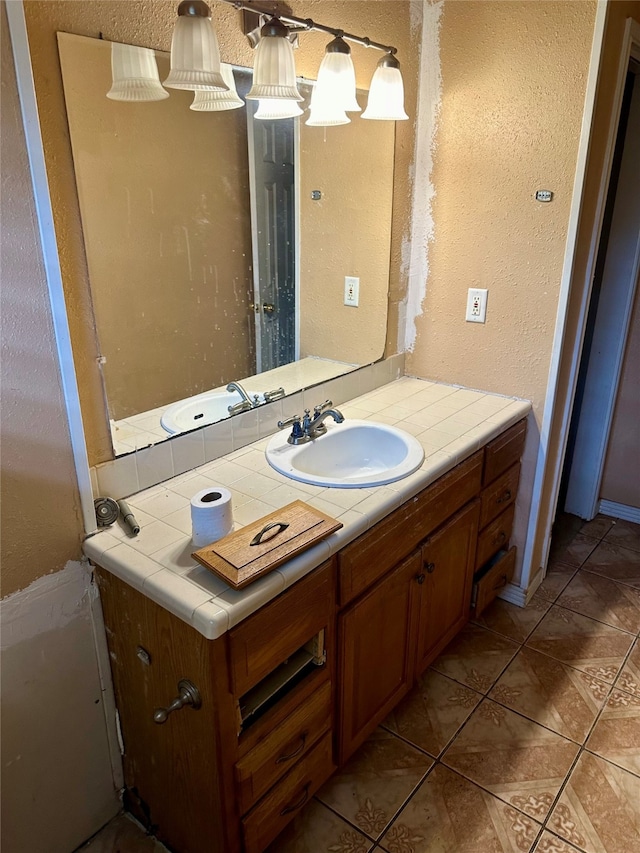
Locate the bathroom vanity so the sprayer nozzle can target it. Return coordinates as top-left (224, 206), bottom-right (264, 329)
top-left (90, 386), bottom-right (528, 853)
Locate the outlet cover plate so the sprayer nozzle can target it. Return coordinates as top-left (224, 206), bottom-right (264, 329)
top-left (344, 276), bottom-right (360, 307)
top-left (466, 288), bottom-right (488, 323)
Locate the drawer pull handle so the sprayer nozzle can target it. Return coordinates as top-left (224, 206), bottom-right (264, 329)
top-left (494, 531), bottom-right (507, 545)
top-left (250, 521), bottom-right (289, 546)
top-left (493, 573), bottom-right (508, 591)
top-left (425, 562), bottom-right (436, 574)
top-left (280, 783), bottom-right (310, 816)
top-left (416, 572), bottom-right (426, 584)
top-left (496, 489), bottom-right (512, 505)
top-left (276, 733), bottom-right (307, 764)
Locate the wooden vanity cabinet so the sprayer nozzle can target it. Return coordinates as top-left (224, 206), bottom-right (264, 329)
top-left (95, 418), bottom-right (528, 852)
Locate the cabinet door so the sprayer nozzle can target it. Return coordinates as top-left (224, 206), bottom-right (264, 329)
top-left (338, 551), bottom-right (421, 764)
top-left (415, 500), bottom-right (480, 675)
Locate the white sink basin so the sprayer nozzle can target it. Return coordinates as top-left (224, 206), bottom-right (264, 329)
top-left (161, 390), bottom-right (264, 435)
top-left (265, 420), bottom-right (425, 488)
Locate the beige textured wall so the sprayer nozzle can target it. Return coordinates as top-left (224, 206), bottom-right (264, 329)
top-left (58, 34), bottom-right (254, 420)
top-left (23, 0), bottom-right (418, 464)
top-left (601, 274), bottom-right (640, 508)
top-left (1, 4), bottom-right (84, 598)
top-left (299, 100), bottom-right (395, 364)
top-left (534, 0), bottom-right (640, 571)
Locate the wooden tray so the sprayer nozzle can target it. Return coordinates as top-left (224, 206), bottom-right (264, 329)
top-left (192, 500), bottom-right (342, 589)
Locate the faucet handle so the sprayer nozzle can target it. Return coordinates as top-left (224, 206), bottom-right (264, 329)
top-left (277, 415), bottom-right (301, 430)
top-left (313, 399), bottom-right (333, 417)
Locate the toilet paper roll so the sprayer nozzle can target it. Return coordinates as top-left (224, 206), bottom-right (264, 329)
top-left (190, 486), bottom-right (233, 548)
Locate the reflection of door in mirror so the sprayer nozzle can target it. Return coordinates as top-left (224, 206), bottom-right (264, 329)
top-left (247, 106), bottom-right (297, 373)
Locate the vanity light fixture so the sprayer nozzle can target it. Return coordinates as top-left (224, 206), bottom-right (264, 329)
top-left (107, 42), bottom-right (169, 101)
top-left (254, 97), bottom-right (303, 120)
top-left (315, 37), bottom-right (361, 113)
top-left (164, 0), bottom-right (228, 91)
top-left (245, 16), bottom-right (304, 103)
top-left (361, 53), bottom-right (409, 121)
top-left (305, 82), bottom-right (349, 127)
top-left (190, 63), bottom-right (244, 110)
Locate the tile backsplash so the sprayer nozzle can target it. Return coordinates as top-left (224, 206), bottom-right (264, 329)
top-left (92, 354), bottom-right (405, 509)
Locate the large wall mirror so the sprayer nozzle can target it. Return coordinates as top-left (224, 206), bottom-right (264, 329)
top-left (57, 33), bottom-right (395, 457)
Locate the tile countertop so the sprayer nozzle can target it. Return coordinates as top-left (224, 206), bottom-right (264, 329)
top-left (84, 378), bottom-right (531, 640)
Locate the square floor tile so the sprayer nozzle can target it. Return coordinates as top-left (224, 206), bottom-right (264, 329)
top-left (557, 571), bottom-right (640, 634)
top-left (580, 516), bottom-right (616, 541)
top-left (604, 519), bottom-right (640, 554)
top-left (442, 699), bottom-right (579, 821)
top-left (489, 647), bottom-right (609, 743)
top-left (378, 764), bottom-right (541, 853)
top-left (586, 687), bottom-right (640, 777)
top-left (537, 563), bottom-right (579, 604)
top-left (616, 638), bottom-right (640, 697)
top-left (548, 533), bottom-right (600, 569)
top-left (532, 830), bottom-right (584, 852)
top-left (526, 606), bottom-right (634, 684)
top-left (316, 728), bottom-right (433, 841)
top-left (431, 624), bottom-right (520, 693)
top-left (548, 751), bottom-right (640, 852)
top-left (267, 799), bottom-right (374, 852)
top-left (383, 670), bottom-right (482, 757)
top-left (474, 592), bottom-right (552, 643)
top-left (581, 540), bottom-right (640, 589)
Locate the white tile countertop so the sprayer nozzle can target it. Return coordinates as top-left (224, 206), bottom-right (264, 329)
top-left (83, 377), bottom-right (531, 639)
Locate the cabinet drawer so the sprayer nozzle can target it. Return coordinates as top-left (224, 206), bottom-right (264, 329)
top-left (235, 680), bottom-right (332, 814)
top-left (473, 547), bottom-right (516, 617)
top-left (242, 731), bottom-right (334, 853)
top-left (479, 463), bottom-right (520, 529)
top-left (228, 560), bottom-right (334, 697)
top-left (338, 451), bottom-right (483, 606)
top-left (483, 419), bottom-right (526, 486)
top-left (475, 504), bottom-right (515, 571)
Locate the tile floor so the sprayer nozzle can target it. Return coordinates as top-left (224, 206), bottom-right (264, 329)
top-left (78, 516), bottom-right (640, 853)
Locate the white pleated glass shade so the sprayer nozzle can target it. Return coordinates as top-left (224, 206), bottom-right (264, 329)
top-left (362, 63), bottom-right (408, 121)
top-left (246, 29), bottom-right (303, 102)
top-left (190, 64), bottom-right (244, 111)
top-left (315, 49), bottom-right (360, 113)
top-left (305, 83), bottom-right (349, 126)
top-left (254, 98), bottom-right (303, 120)
top-left (107, 42), bottom-right (169, 102)
top-left (164, 15), bottom-right (227, 91)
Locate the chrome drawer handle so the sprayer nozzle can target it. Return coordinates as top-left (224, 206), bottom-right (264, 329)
top-left (280, 783), bottom-right (310, 816)
top-left (496, 489), bottom-right (512, 505)
top-left (276, 733), bottom-right (307, 764)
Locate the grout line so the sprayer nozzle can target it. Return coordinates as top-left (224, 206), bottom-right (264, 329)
top-left (578, 563), bottom-right (640, 592)
top-left (548, 593), bottom-right (638, 636)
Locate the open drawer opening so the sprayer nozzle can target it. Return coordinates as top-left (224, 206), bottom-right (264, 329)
top-left (237, 630), bottom-right (326, 734)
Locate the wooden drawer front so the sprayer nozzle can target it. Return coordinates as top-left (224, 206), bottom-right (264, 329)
top-left (479, 463), bottom-right (520, 530)
top-left (338, 451), bottom-right (483, 606)
top-left (475, 504), bottom-right (515, 571)
top-left (228, 560), bottom-right (334, 697)
top-left (473, 547), bottom-right (516, 617)
top-left (242, 731), bottom-right (335, 853)
top-left (235, 680), bottom-right (332, 814)
top-left (483, 419), bottom-right (526, 486)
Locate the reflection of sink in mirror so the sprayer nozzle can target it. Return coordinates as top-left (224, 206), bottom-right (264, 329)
top-left (160, 390), bottom-right (266, 436)
top-left (265, 420), bottom-right (425, 488)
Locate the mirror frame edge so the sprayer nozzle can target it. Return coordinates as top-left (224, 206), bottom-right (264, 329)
top-left (7, 0), bottom-right (96, 534)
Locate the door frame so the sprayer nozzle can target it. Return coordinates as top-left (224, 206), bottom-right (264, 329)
top-left (522, 11), bottom-right (640, 584)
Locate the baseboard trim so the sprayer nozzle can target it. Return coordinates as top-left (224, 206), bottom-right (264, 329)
top-left (599, 499), bottom-right (640, 523)
top-left (497, 582), bottom-right (527, 607)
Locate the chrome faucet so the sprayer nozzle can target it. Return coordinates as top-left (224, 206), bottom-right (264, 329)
top-left (227, 381), bottom-right (255, 415)
top-left (277, 400), bottom-right (344, 445)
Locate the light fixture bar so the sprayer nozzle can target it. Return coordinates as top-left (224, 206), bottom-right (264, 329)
top-left (219, 0), bottom-right (398, 56)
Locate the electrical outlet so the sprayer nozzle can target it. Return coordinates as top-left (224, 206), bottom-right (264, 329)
top-left (344, 276), bottom-right (360, 307)
top-left (466, 288), bottom-right (488, 323)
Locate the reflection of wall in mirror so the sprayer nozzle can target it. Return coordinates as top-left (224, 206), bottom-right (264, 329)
top-left (299, 95), bottom-right (394, 365)
top-left (58, 34), bottom-right (254, 421)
